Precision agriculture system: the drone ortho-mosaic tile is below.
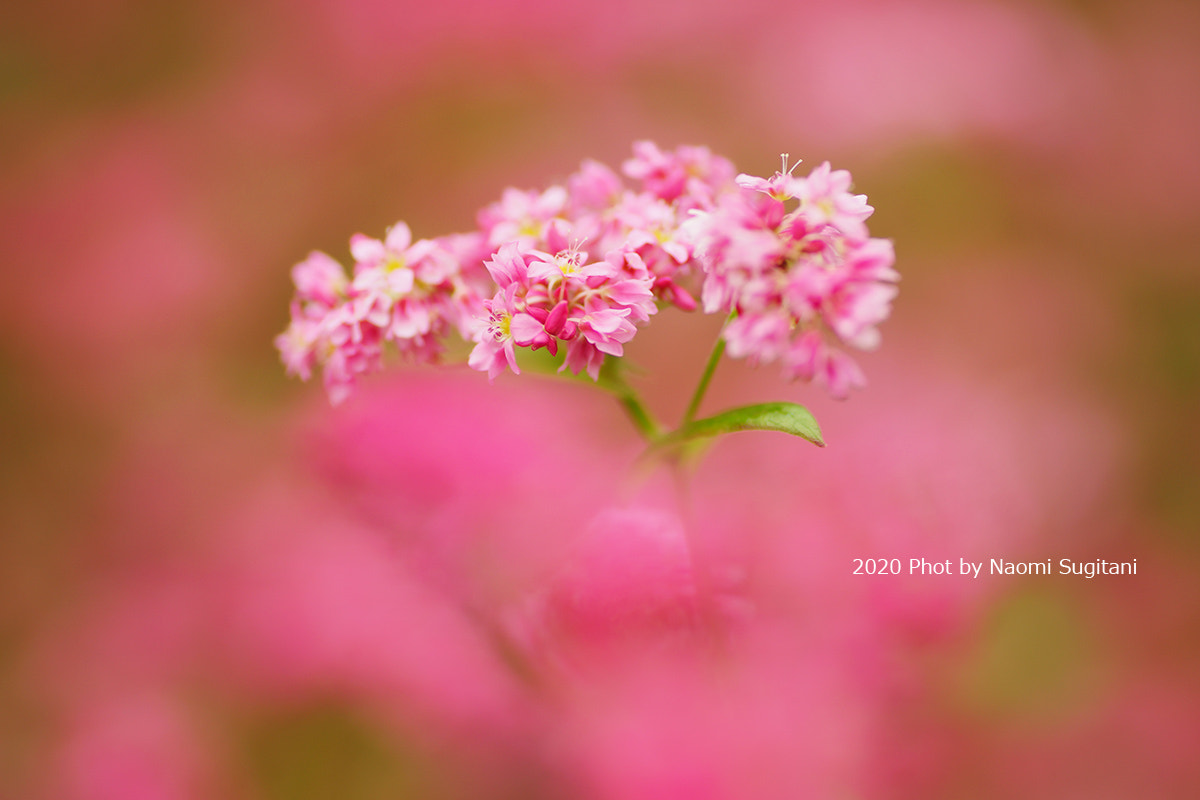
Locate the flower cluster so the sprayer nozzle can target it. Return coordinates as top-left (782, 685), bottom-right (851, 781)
top-left (688, 158), bottom-right (899, 398)
top-left (277, 143), bottom-right (896, 403)
top-left (467, 141), bottom-right (735, 380)
top-left (467, 239), bottom-right (658, 381)
top-left (275, 225), bottom-right (490, 404)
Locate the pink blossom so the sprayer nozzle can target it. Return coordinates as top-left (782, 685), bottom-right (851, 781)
top-left (319, 305), bottom-right (386, 404)
top-left (277, 224), bottom-right (487, 403)
top-left (290, 250), bottom-right (349, 307)
top-left (350, 220), bottom-right (414, 269)
top-left (557, 145), bottom-right (731, 312)
top-left (608, 193), bottom-right (700, 307)
top-left (478, 185), bottom-right (569, 249)
top-left (561, 335), bottom-right (608, 381)
top-left (786, 161), bottom-right (874, 242)
top-left (275, 305), bottom-right (324, 382)
top-left (568, 158), bottom-right (624, 215)
top-left (468, 284), bottom-right (524, 380)
top-left (690, 160), bottom-right (897, 398)
top-left (734, 153), bottom-right (804, 201)
top-left (622, 140), bottom-right (736, 209)
top-left (722, 312), bottom-right (793, 365)
top-left (274, 249), bottom-right (390, 404)
top-left (278, 143), bottom-right (894, 400)
top-left (469, 241), bottom-right (656, 382)
top-left (511, 506), bottom-right (701, 671)
top-left (280, 141), bottom-right (762, 401)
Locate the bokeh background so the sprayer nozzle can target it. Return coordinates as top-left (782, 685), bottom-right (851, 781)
top-left (2, 0), bottom-right (1199, 797)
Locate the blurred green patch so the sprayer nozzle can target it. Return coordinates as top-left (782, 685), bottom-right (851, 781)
top-left (1119, 280), bottom-right (1200, 543)
top-left (957, 587), bottom-right (1101, 722)
top-left (238, 703), bottom-right (448, 800)
top-left (0, 343), bottom-right (117, 542)
top-left (868, 146), bottom-right (1021, 263)
top-left (0, 0), bottom-right (210, 111)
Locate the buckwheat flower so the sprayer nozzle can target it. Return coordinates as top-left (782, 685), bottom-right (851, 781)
top-left (344, 224), bottom-right (415, 336)
top-left (318, 304), bottom-right (386, 405)
top-left (465, 326), bottom-right (517, 382)
top-left (275, 251), bottom-right (356, 387)
top-left (689, 194), bottom-right (787, 315)
top-left (478, 185), bottom-right (569, 249)
top-left (614, 244), bottom-right (699, 312)
top-left (735, 153), bottom-right (804, 201)
top-left (290, 250), bottom-right (349, 307)
top-left (437, 230), bottom-right (493, 286)
top-left (275, 307), bottom-right (324, 382)
top-left (350, 220), bottom-right (415, 270)
top-left (561, 335), bottom-right (607, 381)
top-left (779, 332), bottom-right (866, 399)
top-left (613, 193), bottom-right (692, 263)
top-left (622, 140), bottom-right (736, 210)
top-left (787, 161), bottom-right (874, 242)
top-left (468, 240), bottom-right (656, 382)
top-left (597, 251), bottom-right (658, 322)
top-left (824, 280), bottom-right (900, 351)
top-left (576, 301), bottom-right (635, 353)
top-left (567, 158), bottom-right (624, 216)
top-left (593, 190), bottom-right (700, 312)
top-left (348, 261), bottom-right (410, 327)
top-left (349, 223), bottom-right (490, 356)
top-left (691, 159), bottom-right (897, 398)
top-left (525, 244), bottom-right (610, 289)
top-left (468, 245), bottom-right (536, 380)
top-left (469, 278), bottom-right (563, 381)
top-left (722, 312), bottom-right (793, 365)
top-left (279, 222), bottom-right (488, 403)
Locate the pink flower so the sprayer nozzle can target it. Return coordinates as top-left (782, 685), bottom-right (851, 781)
top-left (278, 142), bottom-right (894, 400)
top-left (468, 241), bottom-right (656, 382)
top-left (277, 223), bottom-right (486, 403)
top-left (560, 143), bottom-right (740, 311)
top-left (734, 153), bottom-right (804, 201)
top-left (290, 250), bottom-right (349, 307)
top-left (275, 305), bottom-right (324, 382)
top-left (468, 284), bottom-right (525, 381)
top-left (478, 185), bottom-right (569, 249)
top-left (780, 333), bottom-right (867, 399)
top-left (568, 158), bottom-right (624, 215)
top-left (690, 160), bottom-right (897, 398)
top-left (787, 161), bottom-right (874, 242)
top-left (622, 140), bottom-right (736, 209)
top-left (722, 312), bottom-right (793, 365)
top-left (512, 506), bottom-right (700, 671)
top-left (350, 220), bottom-right (415, 271)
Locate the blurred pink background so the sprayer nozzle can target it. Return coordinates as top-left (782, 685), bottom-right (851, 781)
top-left (2, 0), bottom-right (1199, 798)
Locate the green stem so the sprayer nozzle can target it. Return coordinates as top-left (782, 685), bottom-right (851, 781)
top-left (617, 391), bottom-right (660, 442)
top-left (514, 348), bottom-right (662, 441)
top-left (596, 358), bottom-right (663, 442)
top-left (682, 316), bottom-right (732, 426)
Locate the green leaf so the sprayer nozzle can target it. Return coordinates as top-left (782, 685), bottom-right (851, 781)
top-left (660, 402), bottom-right (825, 448)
